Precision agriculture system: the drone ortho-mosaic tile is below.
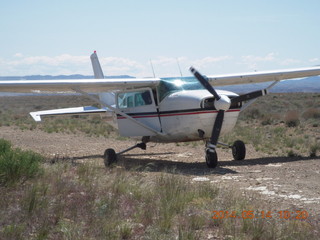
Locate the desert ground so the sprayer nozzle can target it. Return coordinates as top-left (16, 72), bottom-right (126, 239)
top-left (1, 94), bottom-right (319, 238)
top-left (1, 126), bottom-right (320, 216)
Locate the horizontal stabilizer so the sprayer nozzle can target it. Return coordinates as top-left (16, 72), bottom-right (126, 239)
top-left (30, 106), bottom-right (111, 122)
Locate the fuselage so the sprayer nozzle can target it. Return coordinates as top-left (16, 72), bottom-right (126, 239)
top-left (111, 77), bottom-right (242, 143)
top-left (154, 89), bottom-right (241, 142)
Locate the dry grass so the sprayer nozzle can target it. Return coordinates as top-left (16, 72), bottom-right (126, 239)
top-left (284, 110), bottom-right (300, 127)
top-left (302, 108), bottom-right (320, 120)
top-left (0, 139), bottom-right (319, 239)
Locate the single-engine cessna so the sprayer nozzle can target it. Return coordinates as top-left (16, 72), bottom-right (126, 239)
top-left (1, 52), bottom-right (320, 168)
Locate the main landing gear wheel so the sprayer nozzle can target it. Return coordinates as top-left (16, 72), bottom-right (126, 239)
top-left (205, 149), bottom-right (218, 168)
top-left (232, 140), bottom-right (246, 161)
top-left (104, 148), bottom-right (117, 167)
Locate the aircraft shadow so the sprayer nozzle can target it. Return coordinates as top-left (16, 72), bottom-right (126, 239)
top-left (59, 153), bottom-right (319, 176)
top-left (118, 154), bottom-right (319, 176)
top-left (59, 152), bottom-right (237, 176)
top-left (119, 156), bottom-right (237, 176)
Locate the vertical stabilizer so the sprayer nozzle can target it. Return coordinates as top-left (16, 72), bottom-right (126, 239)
top-left (90, 51), bottom-right (105, 79)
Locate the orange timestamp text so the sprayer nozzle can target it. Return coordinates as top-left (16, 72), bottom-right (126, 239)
top-left (212, 210), bottom-right (309, 220)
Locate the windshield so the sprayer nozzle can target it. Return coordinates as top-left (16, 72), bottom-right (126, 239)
top-left (157, 77), bottom-right (205, 102)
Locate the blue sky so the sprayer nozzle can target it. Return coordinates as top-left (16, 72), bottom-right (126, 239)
top-left (1, 0), bottom-right (319, 77)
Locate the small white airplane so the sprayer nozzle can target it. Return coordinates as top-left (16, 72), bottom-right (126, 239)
top-left (1, 52), bottom-right (320, 168)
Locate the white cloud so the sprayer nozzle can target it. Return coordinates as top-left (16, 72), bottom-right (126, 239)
top-left (14, 53), bottom-right (24, 58)
top-left (279, 58), bottom-right (301, 66)
top-left (101, 57), bottom-right (147, 76)
top-left (0, 52), bottom-right (311, 77)
top-left (192, 56), bottom-right (233, 68)
top-left (0, 54), bottom-right (91, 76)
top-left (309, 58), bottom-right (319, 63)
top-left (146, 56), bottom-right (233, 77)
top-left (240, 52), bottom-right (277, 70)
top-left (238, 52), bottom-right (308, 70)
top-left (152, 56), bottom-right (178, 66)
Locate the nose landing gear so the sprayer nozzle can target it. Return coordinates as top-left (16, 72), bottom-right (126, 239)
top-left (205, 140), bottom-right (246, 168)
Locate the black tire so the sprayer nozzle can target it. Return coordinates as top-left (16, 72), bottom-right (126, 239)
top-left (232, 140), bottom-right (246, 161)
top-left (104, 148), bottom-right (117, 167)
top-left (205, 149), bottom-right (218, 168)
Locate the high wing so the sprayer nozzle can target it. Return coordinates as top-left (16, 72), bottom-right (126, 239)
top-left (1, 67), bottom-right (320, 93)
top-left (0, 78), bottom-right (160, 93)
top-left (207, 66), bottom-right (320, 86)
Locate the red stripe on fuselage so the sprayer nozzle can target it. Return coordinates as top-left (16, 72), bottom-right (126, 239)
top-left (117, 109), bottom-right (240, 119)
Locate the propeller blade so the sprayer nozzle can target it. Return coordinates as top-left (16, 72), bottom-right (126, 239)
top-left (231, 89), bottom-right (267, 104)
top-left (209, 110), bottom-right (224, 147)
top-left (190, 67), bottom-right (221, 100)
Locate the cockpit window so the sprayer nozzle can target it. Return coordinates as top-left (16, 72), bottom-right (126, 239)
top-left (157, 77), bottom-right (205, 102)
top-left (117, 90), bottom-right (153, 109)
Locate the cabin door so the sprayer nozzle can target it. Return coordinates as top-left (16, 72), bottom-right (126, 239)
top-left (116, 88), bottom-right (161, 136)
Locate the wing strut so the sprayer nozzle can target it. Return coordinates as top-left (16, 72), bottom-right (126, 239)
top-left (240, 80), bottom-right (279, 111)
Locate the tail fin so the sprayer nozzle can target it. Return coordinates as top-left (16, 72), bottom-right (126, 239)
top-left (90, 51), bottom-right (105, 79)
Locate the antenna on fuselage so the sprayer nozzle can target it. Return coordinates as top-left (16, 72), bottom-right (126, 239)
top-left (150, 59), bottom-right (156, 78)
top-left (176, 58), bottom-right (183, 77)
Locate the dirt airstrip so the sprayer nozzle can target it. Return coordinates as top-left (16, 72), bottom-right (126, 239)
top-left (1, 126), bottom-right (320, 220)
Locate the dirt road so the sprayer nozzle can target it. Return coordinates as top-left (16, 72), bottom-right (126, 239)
top-left (1, 126), bottom-right (320, 219)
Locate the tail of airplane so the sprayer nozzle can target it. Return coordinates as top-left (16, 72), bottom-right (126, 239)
top-left (90, 51), bottom-right (105, 79)
top-left (90, 51), bottom-right (116, 106)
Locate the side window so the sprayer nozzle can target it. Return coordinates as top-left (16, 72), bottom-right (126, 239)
top-left (135, 93), bottom-right (145, 107)
top-left (127, 95), bottom-right (134, 108)
top-left (140, 91), bottom-right (152, 105)
top-left (118, 93), bottom-right (127, 108)
top-left (117, 90), bottom-right (153, 109)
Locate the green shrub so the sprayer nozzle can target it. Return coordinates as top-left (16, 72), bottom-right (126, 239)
top-left (0, 138), bottom-right (11, 155)
top-left (243, 108), bottom-right (263, 120)
top-left (0, 139), bottom-right (44, 186)
top-left (287, 150), bottom-right (298, 158)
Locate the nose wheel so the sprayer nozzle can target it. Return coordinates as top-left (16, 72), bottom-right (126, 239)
top-left (205, 140), bottom-right (246, 168)
top-left (205, 149), bottom-right (218, 168)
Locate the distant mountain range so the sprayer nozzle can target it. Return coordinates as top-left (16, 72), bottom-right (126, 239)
top-left (0, 75), bottom-right (319, 93)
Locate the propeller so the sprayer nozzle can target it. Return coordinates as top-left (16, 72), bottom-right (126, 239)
top-left (231, 89), bottom-right (267, 104)
top-left (190, 66), bottom-right (268, 151)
